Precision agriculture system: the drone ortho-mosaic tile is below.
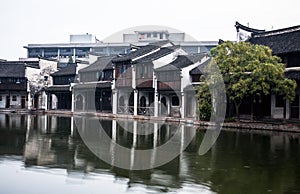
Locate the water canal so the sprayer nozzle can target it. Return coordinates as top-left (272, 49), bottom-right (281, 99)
top-left (0, 114), bottom-right (300, 194)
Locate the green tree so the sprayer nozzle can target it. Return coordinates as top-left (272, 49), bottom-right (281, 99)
top-left (196, 82), bottom-right (212, 120)
top-left (68, 55), bottom-right (74, 64)
top-left (201, 41), bottom-right (296, 120)
top-left (196, 61), bottom-right (226, 121)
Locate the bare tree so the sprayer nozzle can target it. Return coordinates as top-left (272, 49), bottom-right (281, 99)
top-left (28, 66), bottom-right (56, 109)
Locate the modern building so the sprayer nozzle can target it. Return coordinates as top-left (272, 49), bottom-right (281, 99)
top-left (24, 31), bottom-right (218, 66)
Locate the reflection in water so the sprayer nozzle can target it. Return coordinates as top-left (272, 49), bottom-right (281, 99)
top-left (0, 114), bottom-right (300, 193)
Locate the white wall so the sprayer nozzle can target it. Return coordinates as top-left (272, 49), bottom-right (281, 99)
top-left (0, 94), bottom-right (26, 109)
top-left (0, 95), bottom-right (6, 108)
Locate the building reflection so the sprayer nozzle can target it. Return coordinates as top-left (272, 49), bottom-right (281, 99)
top-left (0, 114), bottom-right (300, 193)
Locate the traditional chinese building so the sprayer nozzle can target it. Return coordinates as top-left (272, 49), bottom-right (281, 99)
top-left (73, 56), bottom-right (115, 112)
top-left (46, 64), bottom-right (77, 110)
top-left (248, 24), bottom-right (300, 119)
top-left (0, 62), bottom-right (27, 109)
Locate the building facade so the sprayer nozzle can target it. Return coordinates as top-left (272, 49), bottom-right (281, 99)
top-left (248, 25), bottom-right (300, 119)
top-left (24, 31), bottom-right (217, 67)
top-left (69, 41), bottom-right (209, 120)
top-left (0, 62), bottom-right (27, 109)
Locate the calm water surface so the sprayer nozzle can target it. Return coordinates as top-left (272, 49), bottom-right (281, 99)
top-left (0, 114), bottom-right (300, 194)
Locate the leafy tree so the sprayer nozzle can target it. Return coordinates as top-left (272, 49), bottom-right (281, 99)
top-left (196, 83), bottom-right (212, 120)
top-left (68, 55), bottom-right (74, 64)
top-left (196, 62), bottom-right (226, 121)
top-left (200, 41), bottom-right (296, 120)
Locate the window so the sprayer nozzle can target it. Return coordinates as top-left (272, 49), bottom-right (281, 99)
top-left (275, 95), bottom-right (284, 107)
top-left (140, 64), bottom-right (147, 78)
top-left (172, 96), bottom-right (180, 106)
top-left (12, 96), bottom-right (17, 101)
top-left (96, 72), bottom-right (99, 80)
top-left (120, 64), bottom-right (127, 76)
top-left (159, 33), bottom-right (164, 39)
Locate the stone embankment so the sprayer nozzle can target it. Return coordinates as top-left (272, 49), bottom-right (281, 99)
top-left (1, 109), bottom-right (300, 133)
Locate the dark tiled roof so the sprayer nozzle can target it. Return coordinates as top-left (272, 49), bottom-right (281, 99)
top-left (46, 85), bottom-right (70, 92)
top-left (190, 58), bottom-right (211, 75)
top-left (168, 55), bottom-right (193, 69)
top-left (0, 83), bottom-right (27, 91)
top-left (51, 64), bottom-right (76, 76)
top-left (79, 56), bottom-right (115, 73)
top-left (134, 46), bottom-right (179, 63)
top-left (249, 25), bottom-right (300, 54)
top-left (0, 62), bottom-right (25, 78)
top-left (39, 57), bottom-right (58, 62)
top-left (285, 68), bottom-right (300, 80)
top-left (148, 40), bottom-right (174, 47)
top-left (112, 44), bottom-right (159, 63)
top-left (73, 82), bottom-right (111, 89)
top-left (155, 64), bottom-right (179, 72)
top-left (24, 61), bottom-right (40, 69)
top-left (155, 53), bottom-right (207, 72)
top-left (186, 53), bottom-right (207, 63)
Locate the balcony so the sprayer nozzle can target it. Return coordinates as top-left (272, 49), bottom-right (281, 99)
top-left (115, 78), bottom-right (132, 88)
top-left (158, 81), bottom-right (181, 91)
top-left (136, 78), bottom-right (153, 88)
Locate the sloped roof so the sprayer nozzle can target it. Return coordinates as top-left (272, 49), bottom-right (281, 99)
top-left (112, 44), bottom-right (159, 63)
top-left (155, 53), bottom-right (207, 72)
top-left (155, 64), bottom-right (179, 72)
top-left (46, 85), bottom-right (70, 92)
top-left (0, 62), bottom-right (26, 78)
top-left (187, 53), bottom-right (207, 63)
top-left (73, 82), bottom-right (111, 89)
top-left (148, 40), bottom-right (174, 47)
top-left (24, 61), bottom-right (40, 69)
top-left (134, 45), bottom-right (179, 63)
top-left (284, 67), bottom-right (300, 80)
top-left (51, 64), bottom-right (76, 76)
top-left (249, 25), bottom-right (300, 54)
top-left (79, 56), bottom-right (115, 73)
top-left (190, 58), bottom-right (211, 75)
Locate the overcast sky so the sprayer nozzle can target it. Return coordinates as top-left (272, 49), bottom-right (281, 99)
top-left (1, 0), bottom-right (299, 60)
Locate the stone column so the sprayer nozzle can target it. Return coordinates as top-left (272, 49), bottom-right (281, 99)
top-left (44, 92), bottom-right (48, 111)
top-left (154, 92), bottom-right (159, 117)
top-left (134, 89), bottom-right (138, 116)
top-left (83, 94), bottom-right (86, 112)
top-left (71, 84), bottom-right (75, 113)
top-left (286, 99), bottom-right (290, 119)
top-left (112, 89), bottom-right (118, 114)
top-left (154, 73), bottom-right (159, 117)
top-left (181, 92), bottom-right (185, 118)
top-left (27, 92), bottom-right (32, 110)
